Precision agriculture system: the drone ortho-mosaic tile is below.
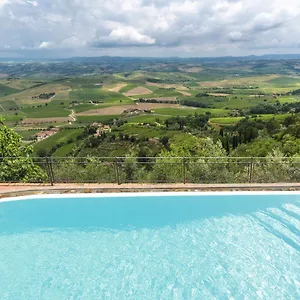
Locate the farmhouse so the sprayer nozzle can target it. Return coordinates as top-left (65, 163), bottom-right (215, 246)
top-left (123, 108), bottom-right (154, 115)
top-left (92, 124), bottom-right (112, 137)
top-left (35, 129), bottom-right (57, 141)
top-left (123, 108), bottom-right (141, 114)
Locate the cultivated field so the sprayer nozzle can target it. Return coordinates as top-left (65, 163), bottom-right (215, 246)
top-left (1, 57), bottom-right (300, 157)
top-left (123, 87), bottom-right (153, 96)
top-left (77, 103), bottom-right (180, 116)
top-left (109, 83), bottom-right (127, 92)
top-left (22, 117), bottom-right (72, 125)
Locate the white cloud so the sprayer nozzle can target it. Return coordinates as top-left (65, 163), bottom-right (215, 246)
top-left (108, 26), bottom-right (156, 45)
top-left (26, 0), bottom-right (38, 7)
top-left (0, 0), bottom-right (7, 8)
top-left (39, 41), bottom-right (54, 49)
top-left (0, 0), bottom-right (300, 57)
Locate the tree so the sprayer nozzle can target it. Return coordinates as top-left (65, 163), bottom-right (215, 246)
top-left (0, 121), bottom-right (46, 182)
top-left (165, 119), bottom-right (169, 128)
top-left (37, 148), bottom-right (49, 157)
top-left (266, 118), bottom-right (280, 135)
top-left (150, 136), bottom-right (227, 183)
top-left (160, 136), bottom-right (169, 147)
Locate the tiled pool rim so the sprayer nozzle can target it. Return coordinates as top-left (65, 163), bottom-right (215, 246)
top-left (2, 190), bottom-right (300, 203)
top-left (1, 183), bottom-right (300, 199)
top-left (1, 182), bottom-right (300, 193)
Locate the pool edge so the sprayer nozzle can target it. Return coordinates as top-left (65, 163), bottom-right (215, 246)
top-left (1, 190), bottom-right (300, 203)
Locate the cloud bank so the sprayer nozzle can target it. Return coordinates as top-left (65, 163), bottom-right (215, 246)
top-left (0, 0), bottom-right (300, 57)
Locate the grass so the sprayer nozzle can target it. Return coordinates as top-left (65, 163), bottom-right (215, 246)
top-left (210, 113), bottom-right (290, 125)
top-left (2, 83), bottom-right (70, 104)
top-left (278, 96), bottom-right (300, 104)
top-left (76, 115), bottom-right (120, 123)
top-left (53, 143), bottom-right (75, 157)
top-left (21, 105), bottom-right (70, 118)
top-left (253, 114), bottom-right (290, 121)
top-left (126, 115), bottom-right (169, 123)
top-left (146, 88), bottom-right (182, 98)
top-left (154, 107), bottom-right (227, 117)
top-left (70, 88), bottom-right (130, 104)
top-left (118, 123), bottom-right (182, 138)
top-left (0, 99), bottom-right (19, 111)
top-left (210, 117), bottom-right (244, 125)
top-left (0, 83), bottom-right (20, 97)
top-left (0, 79), bottom-right (44, 90)
top-left (119, 84), bottom-right (139, 93)
top-left (72, 104), bottom-right (97, 113)
top-left (267, 77), bottom-right (300, 86)
top-left (1, 112), bottom-right (26, 123)
top-left (16, 129), bottom-right (40, 139)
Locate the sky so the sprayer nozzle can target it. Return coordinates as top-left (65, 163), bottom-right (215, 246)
top-left (1, 0), bottom-right (300, 58)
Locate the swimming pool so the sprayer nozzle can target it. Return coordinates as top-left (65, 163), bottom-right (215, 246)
top-left (0, 192), bottom-right (299, 299)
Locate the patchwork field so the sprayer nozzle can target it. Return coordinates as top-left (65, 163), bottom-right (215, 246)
top-left (123, 87), bottom-right (153, 96)
top-left (1, 58), bottom-right (300, 158)
top-left (77, 103), bottom-right (180, 116)
top-left (21, 117), bottom-right (71, 125)
top-left (109, 83), bottom-right (128, 92)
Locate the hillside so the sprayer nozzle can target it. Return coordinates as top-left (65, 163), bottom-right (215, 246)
top-left (0, 57), bottom-right (300, 162)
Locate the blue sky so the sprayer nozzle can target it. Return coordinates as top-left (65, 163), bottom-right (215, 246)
top-left (1, 0), bottom-right (300, 58)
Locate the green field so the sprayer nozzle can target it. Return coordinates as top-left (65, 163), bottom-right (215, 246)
top-left (70, 88), bottom-right (130, 104)
top-left (16, 129), bottom-right (40, 139)
top-left (2, 58), bottom-right (300, 160)
top-left (0, 99), bottom-right (19, 111)
top-left (33, 129), bottom-right (84, 154)
top-left (267, 77), bottom-right (300, 86)
top-left (76, 115), bottom-right (120, 123)
top-left (0, 83), bottom-right (20, 97)
top-left (53, 142), bottom-right (76, 157)
top-left (0, 112), bottom-right (26, 123)
top-left (127, 115), bottom-right (169, 123)
top-left (119, 123), bottom-right (181, 138)
top-left (21, 105), bottom-right (70, 118)
top-left (118, 84), bottom-right (139, 93)
top-left (210, 113), bottom-right (290, 125)
top-left (210, 117), bottom-right (244, 125)
top-left (154, 107), bottom-right (227, 117)
top-left (254, 114), bottom-right (290, 121)
top-left (72, 103), bottom-right (97, 113)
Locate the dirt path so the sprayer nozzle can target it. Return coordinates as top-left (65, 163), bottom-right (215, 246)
top-left (69, 109), bottom-right (76, 122)
top-left (109, 83), bottom-right (127, 93)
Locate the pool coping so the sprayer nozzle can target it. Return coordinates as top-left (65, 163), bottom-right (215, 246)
top-left (1, 183), bottom-right (300, 199)
top-left (1, 190), bottom-right (300, 204)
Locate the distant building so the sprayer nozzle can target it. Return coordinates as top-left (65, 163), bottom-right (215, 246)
top-left (94, 124), bottom-right (111, 137)
top-left (103, 125), bottom-right (111, 132)
top-left (35, 130), bottom-right (57, 142)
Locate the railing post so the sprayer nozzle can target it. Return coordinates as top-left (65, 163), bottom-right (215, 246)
top-left (183, 157), bottom-right (187, 184)
top-left (249, 157), bottom-right (254, 183)
top-left (45, 157), bottom-right (54, 186)
top-left (114, 157), bottom-right (121, 185)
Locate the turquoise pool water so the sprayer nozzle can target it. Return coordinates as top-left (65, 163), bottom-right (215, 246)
top-left (0, 193), bottom-right (299, 299)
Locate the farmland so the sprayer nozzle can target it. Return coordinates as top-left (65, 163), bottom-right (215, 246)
top-left (0, 56), bottom-right (300, 157)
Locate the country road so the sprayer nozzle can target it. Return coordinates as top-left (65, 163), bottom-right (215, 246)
top-left (69, 109), bottom-right (76, 122)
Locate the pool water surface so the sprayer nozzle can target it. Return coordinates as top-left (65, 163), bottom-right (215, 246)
top-left (0, 192), bottom-right (299, 299)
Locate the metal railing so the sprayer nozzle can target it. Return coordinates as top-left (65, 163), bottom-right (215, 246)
top-left (1, 156), bottom-right (300, 185)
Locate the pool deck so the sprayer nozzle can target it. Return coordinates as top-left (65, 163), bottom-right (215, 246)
top-left (1, 183), bottom-right (300, 198)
